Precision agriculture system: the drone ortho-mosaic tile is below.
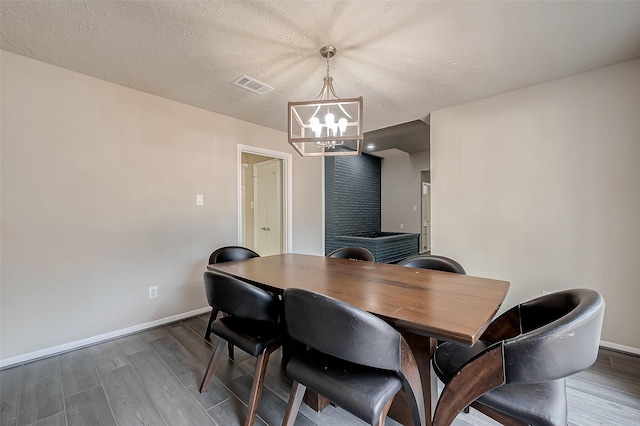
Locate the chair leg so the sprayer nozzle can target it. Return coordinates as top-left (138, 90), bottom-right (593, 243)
top-left (282, 380), bottom-right (307, 426)
top-left (218, 312), bottom-right (235, 361)
top-left (244, 343), bottom-right (280, 426)
top-left (228, 343), bottom-right (235, 361)
top-left (199, 338), bottom-right (227, 392)
top-left (204, 308), bottom-right (219, 341)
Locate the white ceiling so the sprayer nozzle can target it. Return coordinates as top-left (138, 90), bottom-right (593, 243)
top-left (2, 1), bottom-right (640, 141)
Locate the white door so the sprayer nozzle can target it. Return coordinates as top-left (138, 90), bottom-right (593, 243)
top-left (253, 159), bottom-right (282, 256)
top-left (422, 182), bottom-right (431, 252)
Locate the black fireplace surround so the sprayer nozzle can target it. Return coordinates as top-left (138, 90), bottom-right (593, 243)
top-left (324, 154), bottom-right (419, 264)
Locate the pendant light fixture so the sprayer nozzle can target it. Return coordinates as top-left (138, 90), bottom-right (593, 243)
top-left (288, 46), bottom-right (363, 156)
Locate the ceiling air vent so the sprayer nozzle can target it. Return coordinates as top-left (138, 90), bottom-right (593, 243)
top-left (232, 75), bottom-right (274, 95)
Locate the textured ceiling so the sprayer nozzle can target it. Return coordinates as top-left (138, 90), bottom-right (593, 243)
top-left (2, 1), bottom-right (640, 148)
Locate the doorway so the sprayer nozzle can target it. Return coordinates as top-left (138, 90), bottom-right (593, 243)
top-left (421, 179), bottom-right (431, 253)
top-left (253, 159), bottom-right (282, 255)
top-left (237, 145), bottom-right (292, 255)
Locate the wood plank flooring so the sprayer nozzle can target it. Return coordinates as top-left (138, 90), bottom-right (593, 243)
top-left (1, 314), bottom-right (639, 426)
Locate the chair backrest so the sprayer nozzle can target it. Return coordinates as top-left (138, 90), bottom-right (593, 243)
top-left (209, 246), bottom-right (259, 265)
top-left (327, 247), bottom-right (375, 262)
top-left (203, 271), bottom-right (279, 323)
top-left (398, 254), bottom-right (466, 274)
top-left (283, 288), bottom-right (400, 371)
top-left (499, 289), bottom-right (605, 384)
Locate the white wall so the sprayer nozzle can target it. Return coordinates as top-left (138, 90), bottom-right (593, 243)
top-left (0, 51), bottom-right (324, 362)
top-left (431, 58), bottom-right (640, 352)
top-left (379, 149), bottom-right (429, 234)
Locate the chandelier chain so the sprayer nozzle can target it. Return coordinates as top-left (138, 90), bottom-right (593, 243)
top-left (326, 54), bottom-right (330, 78)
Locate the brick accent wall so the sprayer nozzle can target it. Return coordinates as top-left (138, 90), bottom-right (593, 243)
top-left (325, 153), bottom-right (381, 255)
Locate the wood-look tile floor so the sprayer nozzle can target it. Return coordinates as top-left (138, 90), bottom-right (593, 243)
top-left (1, 314), bottom-right (639, 426)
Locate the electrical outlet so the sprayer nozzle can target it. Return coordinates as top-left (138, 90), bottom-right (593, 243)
top-left (148, 286), bottom-right (158, 299)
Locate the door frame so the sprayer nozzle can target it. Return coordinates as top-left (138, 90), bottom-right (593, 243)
top-left (421, 182), bottom-right (431, 253)
top-left (237, 144), bottom-right (292, 253)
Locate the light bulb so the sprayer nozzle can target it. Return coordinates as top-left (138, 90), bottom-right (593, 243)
top-left (338, 118), bottom-right (348, 135)
top-left (325, 113), bottom-right (335, 136)
top-left (310, 117), bottom-right (321, 137)
top-left (325, 113), bottom-right (335, 126)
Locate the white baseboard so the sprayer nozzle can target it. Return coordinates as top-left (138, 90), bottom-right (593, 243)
top-left (600, 340), bottom-right (640, 356)
top-left (0, 307), bottom-right (211, 370)
top-left (2, 316), bottom-right (637, 370)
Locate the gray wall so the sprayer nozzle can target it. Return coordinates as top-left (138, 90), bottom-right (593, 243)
top-left (0, 51), bottom-right (324, 362)
top-left (431, 58), bottom-right (640, 352)
top-left (378, 149), bottom-right (430, 234)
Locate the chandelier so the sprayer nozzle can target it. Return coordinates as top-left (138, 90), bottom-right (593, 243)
top-left (288, 46), bottom-right (363, 157)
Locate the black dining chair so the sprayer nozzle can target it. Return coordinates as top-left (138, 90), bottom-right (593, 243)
top-left (398, 254), bottom-right (466, 274)
top-left (399, 254), bottom-right (466, 346)
top-left (327, 246), bottom-right (375, 262)
top-left (431, 288), bottom-right (605, 426)
top-left (199, 271), bottom-right (284, 426)
top-left (205, 246), bottom-right (260, 342)
top-left (281, 288), bottom-right (425, 426)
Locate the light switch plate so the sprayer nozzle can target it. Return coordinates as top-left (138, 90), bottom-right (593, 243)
top-left (196, 194), bottom-right (204, 205)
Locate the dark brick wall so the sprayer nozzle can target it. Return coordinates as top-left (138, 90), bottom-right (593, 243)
top-left (325, 154), bottom-right (382, 254)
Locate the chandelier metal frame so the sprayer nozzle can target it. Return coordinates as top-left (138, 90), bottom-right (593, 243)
top-left (288, 46), bottom-right (363, 157)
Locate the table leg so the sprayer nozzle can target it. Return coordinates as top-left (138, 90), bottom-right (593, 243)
top-left (388, 332), bottom-right (437, 426)
top-left (303, 392), bottom-right (331, 412)
top-left (281, 338), bottom-right (331, 412)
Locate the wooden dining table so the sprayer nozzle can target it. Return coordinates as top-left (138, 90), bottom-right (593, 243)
top-left (207, 253), bottom-right (510, 426)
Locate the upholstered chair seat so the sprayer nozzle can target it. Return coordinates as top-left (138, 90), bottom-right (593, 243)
top-left (281, 288), bottom-right (424, 426)
top-left (431, 288), bottom-right (605, 426)
top-left (199, 271), bottom-right (283, 426)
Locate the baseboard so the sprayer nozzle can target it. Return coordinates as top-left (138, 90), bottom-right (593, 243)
top-left (600, 340), bottom-right (640, 356)
top-left (0, 307), bottom-right (211, 370)
top-left (2, 316), bottom-right (637, 370)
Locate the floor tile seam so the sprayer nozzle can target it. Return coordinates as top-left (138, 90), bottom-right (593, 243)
top-left (124, 348), bottom-right (171, 426)
top-left (180, 317), bottom-right (210, 339)
top-left (224, 371), bottom-right (312, 426)
top-left (162, 323), bottom-right (216, 360)
top-left (567, 388), bottom-right (640, 419)
top-left (54, 356), bottom-right (64, 426)
top-left (188, 373), bottom-right (234, 412)
top-left (23, 410), bottom-right (66, 426)
top-left (60, 350), bottom-right (100, 400)
top-left (204, 390), bottom-right (251, 423)
top-left (236, 357), bottom-right (290, 403)
top-left (567, 377), bottom-right (640, 401)
top-left (145, 332), bottom-right (223, 426)
top-left (567, 401), bottom-right (640, 426)
top-left (90, 382), bottom-right (119, 426)
top-left (55, 356), bottom-right (69, 426)
top-left (203, 409), bottom-right (222, 426)
top-left (115, 334), bottom-right (154, 358)
top-left (585, 368), bottom-right (640, 384)
top-left (571, 373), bottom-right (640, 397)
top-left (222, 371), bottom-right (287, 426)
top-left (62, 382), bottom-right (105, 401)
top-left (10, 365), bottom-right (24, 426)
top-left (155, 325), bottom-right (213, 388)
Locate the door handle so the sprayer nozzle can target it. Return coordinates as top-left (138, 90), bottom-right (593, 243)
top-left (261, 227), bottom-right (271, 231)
